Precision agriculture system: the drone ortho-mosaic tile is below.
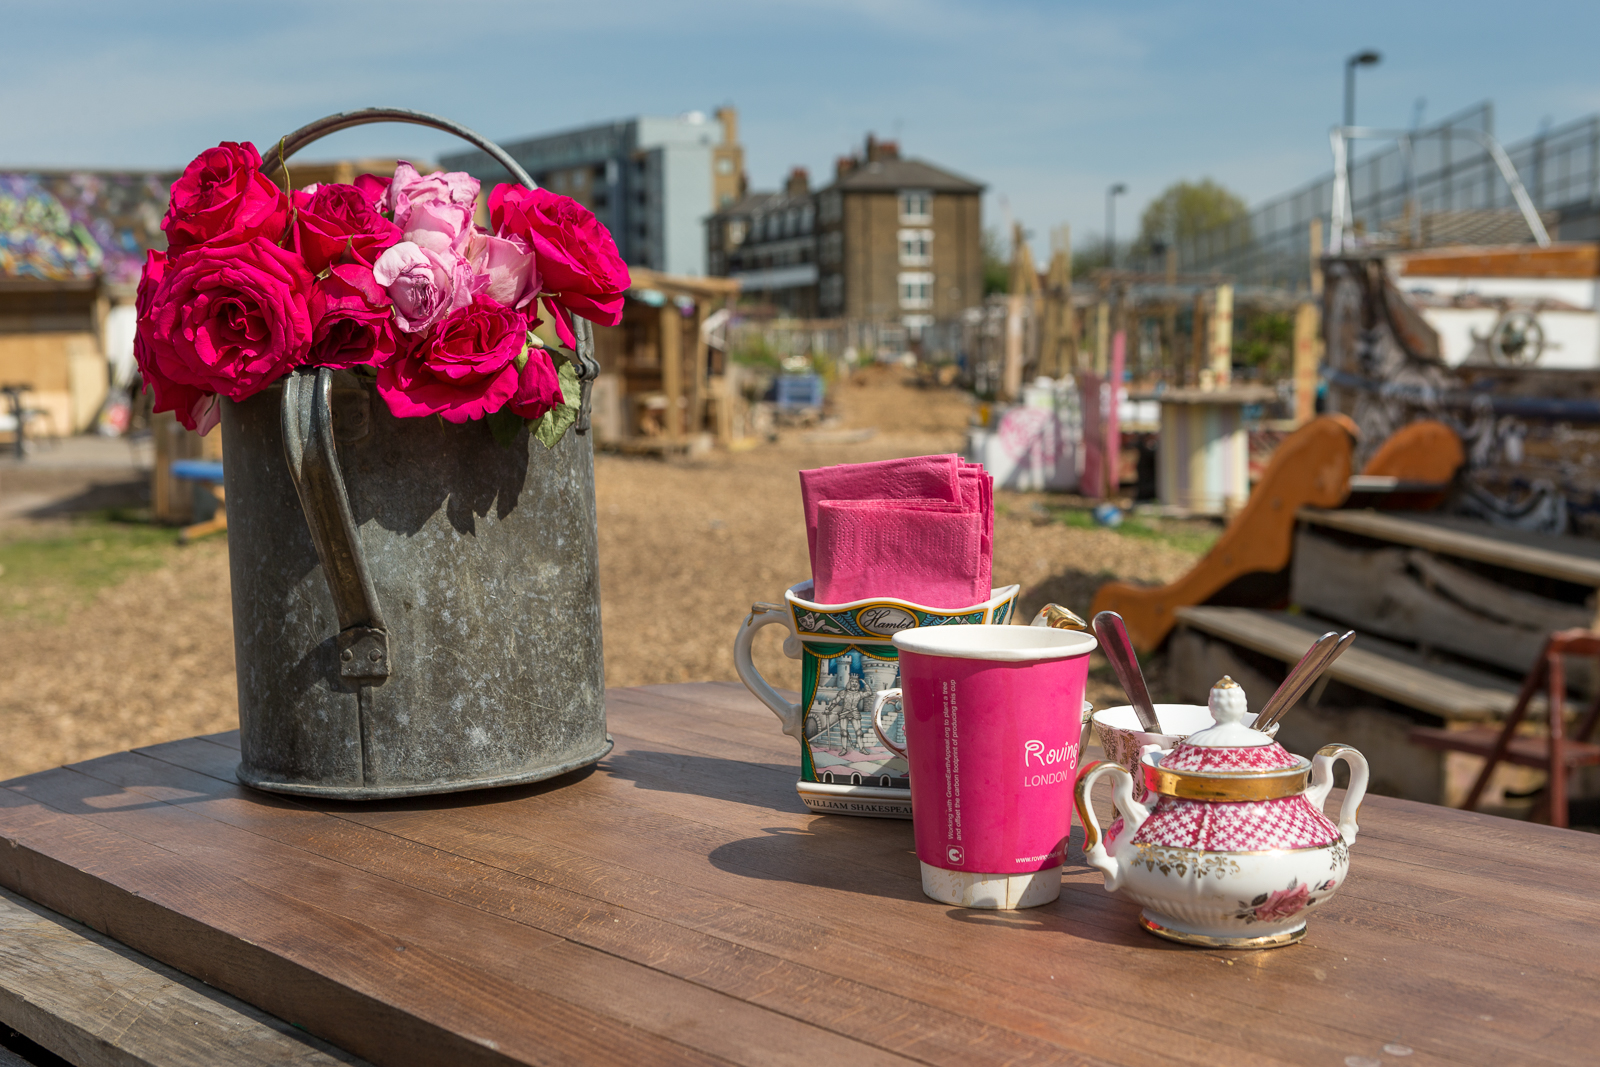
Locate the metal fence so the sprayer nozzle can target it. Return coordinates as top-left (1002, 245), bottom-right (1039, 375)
top-left (1172, 103), bottom-right (1600, 289)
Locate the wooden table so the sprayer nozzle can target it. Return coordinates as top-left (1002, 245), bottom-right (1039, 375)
top-left (2, 682), bottom-right (1599, 1066)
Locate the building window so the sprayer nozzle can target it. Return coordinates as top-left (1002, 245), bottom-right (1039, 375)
top-left (726, 219), bottom-right (747, 247)
top-left (820, 231), bottom-right (843, 265)
top-left (716, 157), bottom-right (735, 175)
top-left (898, 271), bottom-right (933, 310)
top-left (819, 191), bottom-right (842, 224)
top-left (898, 228), bottom-right (933, 266)
top-left (821, 273), bottom-right (844, 311)
top-left (899, 190), bottom-right (932, 223)
top-left (801, 204), bottom-right (815, 233)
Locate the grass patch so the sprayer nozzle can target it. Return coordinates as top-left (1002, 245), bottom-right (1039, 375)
top-left (1045, 505), bottom-right (1221, 556)
top-left (0, 511), bottom-right (178, 622)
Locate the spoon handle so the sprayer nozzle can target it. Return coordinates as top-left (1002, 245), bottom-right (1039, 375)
top-left (1257, 631), bottom-right (1339, 727)
top-left (1092, 611), bottom-right (1162, 733)
top-left (1260, 630), bottom-right (1357, 730)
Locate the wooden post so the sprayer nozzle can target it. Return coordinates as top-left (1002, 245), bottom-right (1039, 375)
top-left (1163, 247), bottom-right (1178, 383)
top-left (1293, 302), bottom-right (1320, 425)
top-left (1209, 284), bottom-right (1233, 388)
top-left (659, 302), bottom-right (682, 441)
top-left (1107, 329), bottom-right (1125, 499)
top-left (690, 302), bottom-right (709, 441)
top-left (1189, 293), bottom-right (1207, 388)
top-left (1094, 301), bottom-right (1109, 376)
top-left (1309, 218), bottom-right (1324, 298)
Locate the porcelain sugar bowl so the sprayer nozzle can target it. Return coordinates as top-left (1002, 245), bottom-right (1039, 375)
top-left (1073, 677), bottom-right (1369, 949)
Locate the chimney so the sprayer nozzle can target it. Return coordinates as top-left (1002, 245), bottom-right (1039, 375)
top-left (785, 167), bottom-right (810, 198)
top-left (835, 155), bottom-right (859, 179)
top-left (864, 134), bottom-right (900, 164)
top-left (715, 106), bottom-right (738, 146)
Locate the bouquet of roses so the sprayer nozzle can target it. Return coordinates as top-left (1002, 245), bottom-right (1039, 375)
top-left (134, 142), bottom-right (631, 445)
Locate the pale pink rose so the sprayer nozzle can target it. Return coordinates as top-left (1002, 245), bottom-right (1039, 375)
top-left (403, 198), bottom-right (474, 256)
top-left (192, 394), bottom-right (222, 436)
top-left (386, 162), bottom-right (480, 233)
top-left (467, 231), bottom-right (538, 309)
top-left (1253, 882), bottom-right (1311, 922)
top-left (372, 241), bottom-right (474, 333)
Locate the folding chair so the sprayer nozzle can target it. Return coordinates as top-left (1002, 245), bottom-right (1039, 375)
top-left (1410, 629), bottom-right (1600, 828)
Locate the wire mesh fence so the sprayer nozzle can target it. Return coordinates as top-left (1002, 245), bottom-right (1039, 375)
top-left (1171, 103), bottom-right (1600, 289)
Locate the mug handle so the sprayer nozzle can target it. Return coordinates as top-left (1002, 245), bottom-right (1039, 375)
top-left (733, 603), bottom-right (805, 742)
top-left (1073, 761), bottom-right (1151, 893)
top-left (870, 688), bottom-right (906, 758)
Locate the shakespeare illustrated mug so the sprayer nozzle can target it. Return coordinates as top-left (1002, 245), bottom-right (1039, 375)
top-left (733, 580), bottom-right (1019, 818)
top-left (870, 624), bottom-right (1097, 908)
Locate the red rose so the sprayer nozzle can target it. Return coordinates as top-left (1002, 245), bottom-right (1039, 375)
top-left (136, 238), bottom-right (313, 402)
top-left (133, 250), bottom-right (214, 431)
top-left (291, 183), bottom-right (403, 273)
top-left (308, 264), bottom-right (398, 369)
top-left (352, 172), bottom-right (392, 213)
top-left (162, 142), bottom-right (290, 253)
top-left (488, 184), bottom-right (630, 348)
top-left (375, 296), bottom-right (530, 422)
top-left (506, 347), bottom-right (565, 420)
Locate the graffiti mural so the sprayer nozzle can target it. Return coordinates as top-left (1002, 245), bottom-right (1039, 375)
top-left (0, 171), bottom-right (172, 283)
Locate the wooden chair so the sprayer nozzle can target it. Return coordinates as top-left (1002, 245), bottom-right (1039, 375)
top-left (169, 459), bottom-right (227, 543)
top-left (1410, 629), bottom-right (1600, 828)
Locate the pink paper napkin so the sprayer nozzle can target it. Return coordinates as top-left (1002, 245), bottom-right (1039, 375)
top-left (800, 454), bottom-right (994, 608)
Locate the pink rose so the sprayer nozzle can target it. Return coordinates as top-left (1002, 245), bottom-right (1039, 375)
top-left (489, 184), bottom-right (630, 348)
top-left (467, 231), bottom-right (538, 309)
top-left (162, 142), bottom-right (290, 253)
top-left (309, 264), bottom-right (399, 369)
top-left (386, 162), bottom-right (479, 234)
top-left (135, 238), bottom-right (313, 402)
top-left (134, 251), bottom-right (222, 433)
top-left (402, 199), bottom-right (474, 256)
top-left (1252, 882), bottom-right (1311, 923)
top-left (375, 296), bottom-right (530, 422)
top-left (372, 241), bottom-right (474, 333)
top-left (291, 183), bottom-right (403, 273)
top-left (506, 347), bottom-right (565, 420)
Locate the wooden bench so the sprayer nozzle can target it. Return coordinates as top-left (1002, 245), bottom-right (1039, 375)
top-left (1168, 507), bottom-right (1600, 808)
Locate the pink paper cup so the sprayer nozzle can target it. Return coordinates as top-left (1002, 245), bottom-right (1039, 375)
top-left (871, 624), bottom-right (1097, 909)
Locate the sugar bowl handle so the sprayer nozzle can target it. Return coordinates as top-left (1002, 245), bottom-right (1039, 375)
top-left (1074, 761), bottom-right (1152, 893)
top-left (733, 603), bottom-right (805, 742)
top-left (871, 688), bottom-right (907, 759)
top-left (1307, 743), bottom-right (1370, 846)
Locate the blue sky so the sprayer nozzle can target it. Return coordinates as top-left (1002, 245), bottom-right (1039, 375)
top-left (5, 1), bottom-right (1597, 257)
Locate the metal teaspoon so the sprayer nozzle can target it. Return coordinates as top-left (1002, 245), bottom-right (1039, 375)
top-left (1091, 611), bottom-right (1163, 733)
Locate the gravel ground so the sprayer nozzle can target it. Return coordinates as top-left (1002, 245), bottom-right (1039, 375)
top-left (0, 368), bottom-right (1211, 779)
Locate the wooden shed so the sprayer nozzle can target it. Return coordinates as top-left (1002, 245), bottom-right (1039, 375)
top-left (586, 268), bottom-right (742, 450)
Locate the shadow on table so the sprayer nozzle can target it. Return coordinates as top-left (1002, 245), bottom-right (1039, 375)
top-left (599, 748), bottom-right (803, 811)
top-left (706, 820), bottom-right (928, 904)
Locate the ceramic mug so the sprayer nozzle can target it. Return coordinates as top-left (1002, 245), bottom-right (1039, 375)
top-left (733, 580), bottom-right (1020, 819)
top-left (1092, 704), bottom-right (1280, 802)
top-left (870, 624), bottom-right (1097, 909)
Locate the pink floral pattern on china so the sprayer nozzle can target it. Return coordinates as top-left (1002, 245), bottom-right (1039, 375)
top-left (1130, 795), bottom-right (1343, 851)
top-left (1159, 741), bottom-right (1300, 773)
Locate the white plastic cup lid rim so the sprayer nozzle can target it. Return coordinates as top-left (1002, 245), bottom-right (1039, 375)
top-left (891, 624), bottom-right (1098, 661)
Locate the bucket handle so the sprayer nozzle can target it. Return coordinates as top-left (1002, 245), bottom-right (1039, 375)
top-left (259, 107), bottom-right (602, 425)
top-left (282, 368), bottom-right (391, 683)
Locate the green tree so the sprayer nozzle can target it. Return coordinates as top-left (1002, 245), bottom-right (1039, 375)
top-left (981, 227), bottom-right (1009, 295)
top-left (1138, 179), bottom-right (1250, 250)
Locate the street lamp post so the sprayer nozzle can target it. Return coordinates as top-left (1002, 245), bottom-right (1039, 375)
top-left (1344, 49), bottom-right (1382, 130)
top-left (1105, 182), bottom-right (1127, 268)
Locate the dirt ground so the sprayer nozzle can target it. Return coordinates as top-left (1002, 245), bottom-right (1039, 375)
top-left (0, 366), bottom-right (1213, 780)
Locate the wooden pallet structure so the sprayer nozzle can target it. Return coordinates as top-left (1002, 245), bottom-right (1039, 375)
top-left (1091, 416), bottom-right (1600, 814)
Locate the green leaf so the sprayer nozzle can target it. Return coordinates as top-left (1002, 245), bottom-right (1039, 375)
top-left (486, 407), bottom-right (528, 447)
top-left (530, 357), bottom-right (581, 450)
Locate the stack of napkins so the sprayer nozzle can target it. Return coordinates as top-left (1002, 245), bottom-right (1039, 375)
top-left (800, 454), bottom-right (993, 608)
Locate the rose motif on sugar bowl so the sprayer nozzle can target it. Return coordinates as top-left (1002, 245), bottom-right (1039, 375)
top-left (1073, 677), bottom-right (1369, 949)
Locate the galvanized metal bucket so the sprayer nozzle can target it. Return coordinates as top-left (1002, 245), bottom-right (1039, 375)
top-left (223, 110), bottom-right (609, 798)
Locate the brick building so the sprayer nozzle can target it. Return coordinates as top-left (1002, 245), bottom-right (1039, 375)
top-left (707, 136), bottom-right (983, 332)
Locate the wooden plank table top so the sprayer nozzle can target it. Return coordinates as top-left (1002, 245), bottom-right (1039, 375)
top-left (2, 681), bottom-right (1599, 1066)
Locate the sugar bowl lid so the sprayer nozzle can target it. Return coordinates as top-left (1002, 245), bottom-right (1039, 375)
top-left (1158, 677), bottom-right (1301, 775)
